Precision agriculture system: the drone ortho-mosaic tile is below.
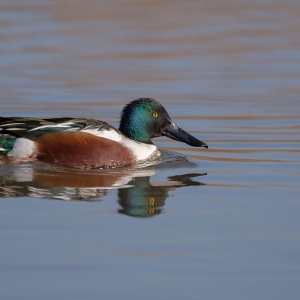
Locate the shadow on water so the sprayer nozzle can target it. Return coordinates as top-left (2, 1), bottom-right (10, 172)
top-left (0, 150), bottom-right (207, 218)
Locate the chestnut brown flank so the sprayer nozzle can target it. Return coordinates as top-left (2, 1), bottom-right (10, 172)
top-left (35, 132), bottom-right (135, 169)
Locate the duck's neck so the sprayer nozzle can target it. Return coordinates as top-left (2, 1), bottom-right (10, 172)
top-left (119, 122), bottom-right (152, 144)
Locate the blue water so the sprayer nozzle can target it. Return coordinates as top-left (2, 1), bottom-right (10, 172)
top-left (1, 1), bottom-right (300, 299)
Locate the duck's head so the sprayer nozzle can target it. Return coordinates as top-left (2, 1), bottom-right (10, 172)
top-left (119, 98), bottom-right (208, 148)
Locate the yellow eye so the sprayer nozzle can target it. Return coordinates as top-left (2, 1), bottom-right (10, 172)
top-left (152, 112), bottom-right (158, 118)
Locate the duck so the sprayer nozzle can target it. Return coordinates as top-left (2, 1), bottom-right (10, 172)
top-left (0, 98), bottom-right (208, 169)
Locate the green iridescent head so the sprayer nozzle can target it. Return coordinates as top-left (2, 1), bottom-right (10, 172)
top-left (119, 98), bottom-right (208, 148)
top-left (119, 98), bottom-right (171, 144)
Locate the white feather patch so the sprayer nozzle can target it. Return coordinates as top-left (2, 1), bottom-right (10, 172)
top-left (28, 122), bottom-right (76, 132)
top-left (81, 128), bottom-right (123, 142)
top-left (120, 138), bottom-right (158, 161)
top-left (7, 138), bottom-right (35, 158)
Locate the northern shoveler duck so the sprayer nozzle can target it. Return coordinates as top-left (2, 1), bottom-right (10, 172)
top-left (0, 98), bottom-right (208, 169)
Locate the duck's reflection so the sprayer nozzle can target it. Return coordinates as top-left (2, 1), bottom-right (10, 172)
top-left (118, 173), bottom-right (205, 217)
top-left (0, 161), bottom-right (206, 217)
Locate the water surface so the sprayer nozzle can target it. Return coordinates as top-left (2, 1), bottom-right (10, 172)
top-left (0, 1), bottom-right (300, 299)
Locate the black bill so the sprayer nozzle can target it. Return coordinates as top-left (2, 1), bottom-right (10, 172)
top-left (162, 122), bottom-right (208, 148)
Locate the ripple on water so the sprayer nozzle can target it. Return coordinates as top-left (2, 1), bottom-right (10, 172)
top-left (134, 149), bottom-right (199, 170)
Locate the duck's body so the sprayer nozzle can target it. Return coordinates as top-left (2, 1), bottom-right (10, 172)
top-left (0, 98), bottom-right (207, 169)
top-left (0, 117), bottom-right (157, 168)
